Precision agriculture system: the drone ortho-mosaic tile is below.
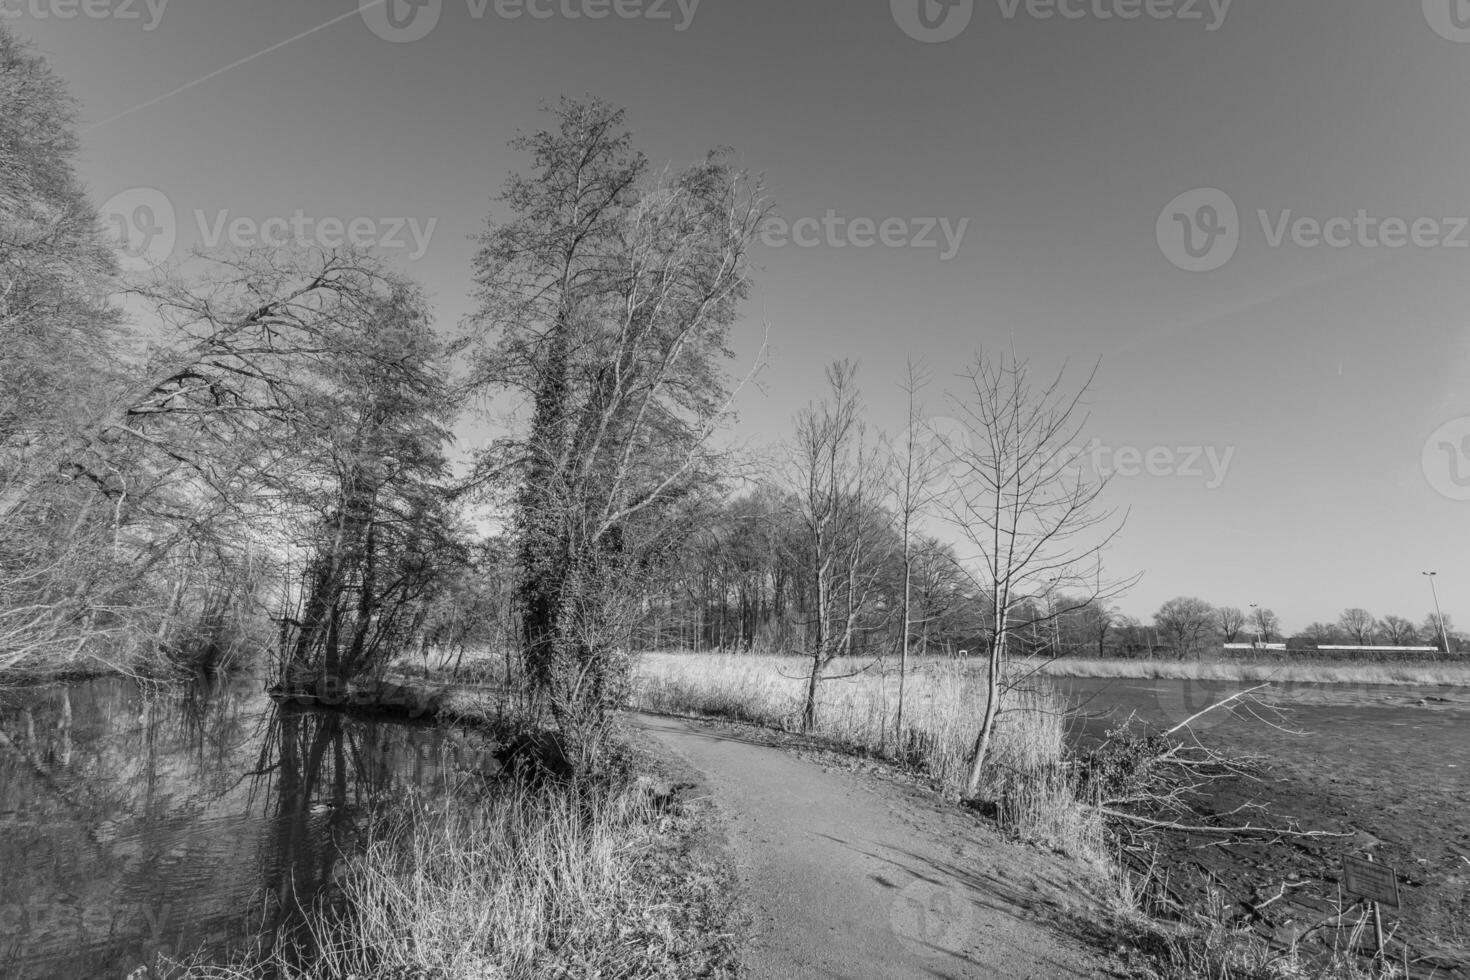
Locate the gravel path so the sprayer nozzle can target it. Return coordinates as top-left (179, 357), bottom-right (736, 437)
top-left (635, 712), bottom-right (1122, 980)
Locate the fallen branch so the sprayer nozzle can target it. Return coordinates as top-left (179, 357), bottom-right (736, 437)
top-left (1098, 807), bottom-right (1354, 839)
top-left (1163, 683), bottom-right (1271, 737)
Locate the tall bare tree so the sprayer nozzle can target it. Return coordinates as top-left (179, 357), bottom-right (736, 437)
top-left (787, 361), bottom-right (886, 732)
top-left (1337, 607), bottom-right (1376, 645)
top-left (1155, 597), bottom-right (1217, 659)
top-left (1378, 614), bottom-right (1418, 645)
top-left (1215, 605), bottom-right (1245, 644)
top-left (468, 98), bottom-right (766, 756)
top-left (886, 358), bottom-right (939, 746)
top-left (938, 351), bottom-right (1128, 800)
top-left (1250, 605), bottom-right (1281, 643)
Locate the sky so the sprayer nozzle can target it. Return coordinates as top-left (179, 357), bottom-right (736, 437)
top-left (10, 0), bottom-right (1469, 632)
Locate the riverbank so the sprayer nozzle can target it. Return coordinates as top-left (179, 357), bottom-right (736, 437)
top-left (0, 670), bottom-right (743, 980)
top-left (1036, 657), bottom-right (1470, 686)
top-left (175, 731), bottom-right (740, 980)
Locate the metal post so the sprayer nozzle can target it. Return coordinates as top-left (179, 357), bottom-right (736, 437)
top-left (1424, 571), bottom-right (1451, 655)
top-left (1367, 852), bottom-right (1385, 965)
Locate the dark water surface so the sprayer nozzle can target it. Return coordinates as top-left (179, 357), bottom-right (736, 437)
top-left (0, 675), bottom-right (502, 980)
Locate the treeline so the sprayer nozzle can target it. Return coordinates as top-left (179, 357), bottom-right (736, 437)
top-left (1145, 597), bottom-right (1462, 660)
top-left (643, 486), bottom-right (1123, 660)
top-left (0, 25), bottom-right (502, 682)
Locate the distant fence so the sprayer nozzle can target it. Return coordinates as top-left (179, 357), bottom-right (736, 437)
top-left (1223, 643), bottom-right (1439, 653)
top-left (1219, 641), bottom-right (1454, 662)
top-left (1314, 645), bottom-right (1441, 653)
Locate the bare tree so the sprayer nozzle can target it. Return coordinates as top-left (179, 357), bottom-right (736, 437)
top-left (938, 351), bottom-right (1129, 800)
top-left (886, 358), bottom-right (939, 746)
top-left (1378, 614), bottom-right (1417, 645)
top-left (787, 360), bottom-right (885, 732)
top-left (467, 99), bottom-right (767, 755)
top-left (1154, 597), bottom-right (1217, 659)
top-left (1250, 606), bottom-right (1281, 643)
top-left (1080, 599), bottom-right (1117, 657)
top-left (1337, 607), bottom-right (1376, 645)
top-left (1422, 612), bottom-right (1455, 652)
top-left (1215, 605), bottom-right (1245, 644)
top-left (1302, 622), bottom-right (1342, 643)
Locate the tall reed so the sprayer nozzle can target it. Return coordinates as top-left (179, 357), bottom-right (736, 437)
top-left (634, 651), bottom-right (1103, 858)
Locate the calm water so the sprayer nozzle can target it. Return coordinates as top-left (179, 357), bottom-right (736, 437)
top-left (0, 675), bottom-right (503, 980)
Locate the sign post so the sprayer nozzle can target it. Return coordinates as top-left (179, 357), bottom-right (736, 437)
top-left (1342, 853), bottom-right (1399, 964)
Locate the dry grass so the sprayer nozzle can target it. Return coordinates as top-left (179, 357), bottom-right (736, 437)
top-left (633, 651), bottom-right (1104, 859)
top-left (1132, 890), bottom-right (1411, 980)
top-left (1038, 658), bottom-right (1470, 687)
top-left (176, 778), bottom-right (736, 980)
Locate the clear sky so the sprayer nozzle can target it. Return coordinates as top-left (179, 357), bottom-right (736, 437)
top-left (12, 0), bottom-right (1469, 631)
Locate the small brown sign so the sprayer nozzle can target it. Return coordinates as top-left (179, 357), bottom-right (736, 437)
top-left (1342, 855), bottom-right (1400, 907)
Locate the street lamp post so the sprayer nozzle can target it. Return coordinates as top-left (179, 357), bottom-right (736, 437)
top-left (1249, 603), bottom-right (1261, 649)
top-left (1423, 572), bottom-right (1452, 655)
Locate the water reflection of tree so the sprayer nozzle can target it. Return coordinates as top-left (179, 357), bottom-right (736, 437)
top-left (0, 677), bottom-right (263, 979)
top-left (243, 705), bottom-right (403, 967)
top-left (0, 679), bottom-right (497, 978)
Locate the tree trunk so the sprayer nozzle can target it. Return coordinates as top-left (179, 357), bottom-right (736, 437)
top-left (895, 549), bottom-right (912, 751)
top-left (802, 650), bottom-right (823, 731)
top-left (964, 625), bottom-right (1005, 799)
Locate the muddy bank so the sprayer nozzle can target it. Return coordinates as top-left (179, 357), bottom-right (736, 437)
top-left (1060, 677), bottom-right (1470, 978)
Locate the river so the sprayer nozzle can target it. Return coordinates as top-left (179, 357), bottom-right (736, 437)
top-left (0, 674), bottom-right (503, 980)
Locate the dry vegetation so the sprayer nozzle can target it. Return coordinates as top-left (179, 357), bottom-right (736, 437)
top-left (634, 650), bottom-right (1105, 858)
top-left (174, 776), bottom-right (736, 980)
top-left (1038, 657), bottom-right (1470, 687)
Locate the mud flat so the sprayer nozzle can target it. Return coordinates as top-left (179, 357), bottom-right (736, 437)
top-left (1059, 677), bottom-right (1470, 978)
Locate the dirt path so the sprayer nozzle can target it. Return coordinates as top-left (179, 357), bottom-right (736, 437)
top-left (635, 712), bottom-right (1124, 980)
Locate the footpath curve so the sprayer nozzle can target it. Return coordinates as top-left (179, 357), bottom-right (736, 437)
top-left (634, 712), bottom-right (1123, 980)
